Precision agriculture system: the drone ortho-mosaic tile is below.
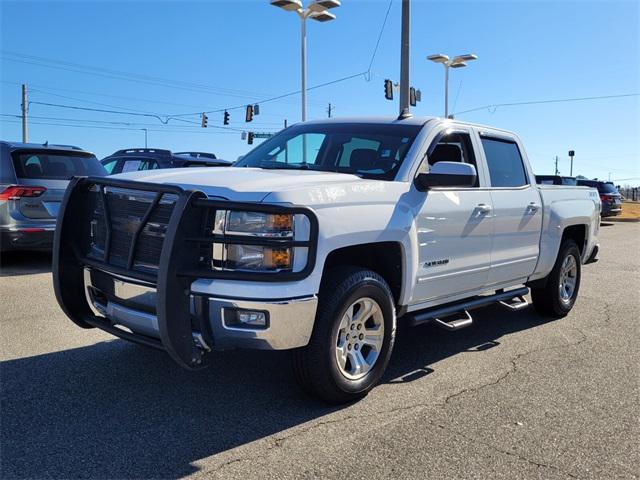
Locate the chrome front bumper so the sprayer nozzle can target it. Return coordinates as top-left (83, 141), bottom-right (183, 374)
top-left (83, 268), bottom-right (318, 351)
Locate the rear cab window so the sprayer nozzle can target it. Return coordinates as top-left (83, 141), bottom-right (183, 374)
top-left (12, 150), bottom-right (107, 179)
top-left (480, 136), bottom-right (529, 188)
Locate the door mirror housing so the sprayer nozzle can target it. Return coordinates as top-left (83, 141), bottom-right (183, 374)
top-left (415, 161), bottom-right (477, 191)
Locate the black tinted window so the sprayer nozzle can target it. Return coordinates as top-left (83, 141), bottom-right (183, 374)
top-left (12, 151), bottom-right (106, 179)
top-left (481, 138), bottom-right (528, 187)
top-left (599, 183), bottom-right (618, 194)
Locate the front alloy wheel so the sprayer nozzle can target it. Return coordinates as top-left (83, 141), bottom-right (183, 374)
top-left (335, 297), bottom-right (385, 380)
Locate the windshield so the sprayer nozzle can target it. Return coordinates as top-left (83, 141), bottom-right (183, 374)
top-left (12, 150), bottom-right (107, 180)
top-left (234, 123), bottom-right (422, 181)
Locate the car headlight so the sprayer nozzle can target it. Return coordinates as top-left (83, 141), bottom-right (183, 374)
top-left (212, 211), bottom-right (295, 271)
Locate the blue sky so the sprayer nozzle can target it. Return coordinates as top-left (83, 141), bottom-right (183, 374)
top-left (1, 0), bottom-right (638, 184)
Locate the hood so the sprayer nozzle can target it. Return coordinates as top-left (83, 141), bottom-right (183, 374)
top-left (110, 167), bottom-right (367, 202)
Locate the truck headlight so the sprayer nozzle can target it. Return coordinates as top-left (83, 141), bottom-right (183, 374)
top-left (225, 211), bottom-right (293, 237)
top-left (212, 210), bottom-right (295, 271)
top-left (226, 244), bottom-right (293, 271)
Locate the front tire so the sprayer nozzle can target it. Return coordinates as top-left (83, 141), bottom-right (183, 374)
top-left (293, 267), bottom-right (396, 404)
top-left (531, 239), bottom-right (582, 317)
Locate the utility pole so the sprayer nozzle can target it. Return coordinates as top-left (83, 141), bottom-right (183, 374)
top-left (554, 156), bottom-right (559, 175)
top-left (327, 103), bottom-right (333, 118)
top-left (398, 0), bottom-right (411, 118)
top-left (21, 84), bottom-right (28, 143)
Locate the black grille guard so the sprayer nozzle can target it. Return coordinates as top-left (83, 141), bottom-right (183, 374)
top-left (53, 176), bottom-right (319, 370)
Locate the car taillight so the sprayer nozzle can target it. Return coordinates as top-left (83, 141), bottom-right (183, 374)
top-left (0, 185), bottom-right (47, 200)
top-left (600, 194), bottom-right (610, 202)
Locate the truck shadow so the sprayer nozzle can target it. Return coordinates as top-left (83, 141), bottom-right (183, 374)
top-left (0, 251), bottom-right (52, 277)
top-left (1, 303), bottom-right (554, 479)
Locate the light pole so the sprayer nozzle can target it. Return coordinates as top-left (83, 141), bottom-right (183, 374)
top-left (427, 53), bottom-right (478, 118)
top-left (270, 0), bottom-right (340, 122)
top-left (141, 128), bottom-right (148, 148)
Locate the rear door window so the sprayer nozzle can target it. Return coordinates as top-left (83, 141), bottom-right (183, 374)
top-left (121, 159), bottom-right (158, 173)
top-left (481, 137), bottom-right (528, 188)
top-left (12, 151), bottom-right (107, 179)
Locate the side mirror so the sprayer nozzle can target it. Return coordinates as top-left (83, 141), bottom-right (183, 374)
top-left (415, 161), bottom-right (477, 191)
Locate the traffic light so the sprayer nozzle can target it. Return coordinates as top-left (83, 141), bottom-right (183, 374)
top-left (247, 132), bottom-right (254, 145)
top-left (384, 79), bottom-right (393, 100)
top-left (223, 110), bottom-right (230, 125)
top-left (201, 113), bottom-right (208, 128)
top-left (245, 105), bottom-right (254, 122)
top-left (410, 87), bottom-right (416, 107)
top-left (253, 104), bottom-right (260, 115)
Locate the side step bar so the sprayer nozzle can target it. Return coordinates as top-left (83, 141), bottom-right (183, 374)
top-left (499, 295), bottom-right (529, 311)
top-left (407, 287), bottom-right (530, 329)
top-left (433, 310), bottom-right (473, 331)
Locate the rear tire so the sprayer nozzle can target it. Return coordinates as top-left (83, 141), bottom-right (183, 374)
top-left (531, 239), bottom-right (581, 317)
top-left (293, 267), bottom-right (396, 404)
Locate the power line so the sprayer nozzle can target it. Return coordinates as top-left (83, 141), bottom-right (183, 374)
top-left (454, 93), bottom-right (640, 115)
top-left (1, 51), bottom-right (278, 99)
top-left (2, 112), bottom-right (280, 132)
top-left (366, 0), bottom-right (394, 79)
top-left (1, 52), bottom-right (328, 110)
top-left (172, 72), bottom-right (367, 117)
top-left (28, 87), bottom-right (168, 116)
top-left (27, 100), bottom-right (171, 123)
top-left (1, 80), bottom-right (208, 110)
top-left (1, 118), bottom-right (274, 135)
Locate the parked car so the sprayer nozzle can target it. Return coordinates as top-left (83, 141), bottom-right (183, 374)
top-left (53, 117), bottom-right (600, 403)
top-left (536, 175), bottom-right (577, 186)
top-left (101, 148), bottom-right (232, 174)
top-left (577, 179), bottom-right (622, 217)
top-left (0, 141), bottom-right (106, 252)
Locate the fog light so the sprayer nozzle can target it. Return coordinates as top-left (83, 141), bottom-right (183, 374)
top-left (223, 309), bottom-right (269, 329)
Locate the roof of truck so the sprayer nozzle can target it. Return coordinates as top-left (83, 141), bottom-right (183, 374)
top-left (301, 115), bottom-right (518, 136)
top-left (303, 115), bottom-right (435, 126)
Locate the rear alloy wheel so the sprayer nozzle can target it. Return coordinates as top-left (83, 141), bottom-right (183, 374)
top-left (531, 239), bottom-right (581, 317)
top-left (558, 254), bottom-right (578, 306)
top-left (293, 268), bottom-right (396, 404)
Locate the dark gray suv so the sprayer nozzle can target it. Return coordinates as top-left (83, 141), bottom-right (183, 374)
top-left (0, 141), bottom-right (107, 252)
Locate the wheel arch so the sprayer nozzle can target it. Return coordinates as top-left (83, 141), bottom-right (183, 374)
top-left (321, 241), bottom-right (405, 307)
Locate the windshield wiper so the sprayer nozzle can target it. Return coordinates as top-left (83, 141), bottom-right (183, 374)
top-left (259, 162), bottom-right (310, 170)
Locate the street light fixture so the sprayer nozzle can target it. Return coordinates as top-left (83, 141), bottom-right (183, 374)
top-left (427, 52), bottom-right (478, 118)
top-left (271, 0), bottom-right (340, 122)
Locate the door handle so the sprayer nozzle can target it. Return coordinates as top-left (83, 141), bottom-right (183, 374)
top-left (527, 202), bottom-right (541, 213)
top-left (475, 204), bottom-right (492, 214)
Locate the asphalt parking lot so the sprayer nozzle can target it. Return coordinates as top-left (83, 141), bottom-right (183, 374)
top-left (1, 222), bottom-right (638, 480)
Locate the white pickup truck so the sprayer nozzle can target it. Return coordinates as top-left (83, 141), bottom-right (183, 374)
top-left (53, 116), bottom-right (600, 403)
